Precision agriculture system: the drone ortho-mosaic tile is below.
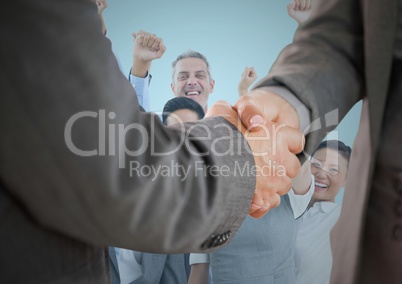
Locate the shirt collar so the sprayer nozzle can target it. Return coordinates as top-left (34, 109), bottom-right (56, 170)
top-left (310, 201), bottom-right (339, 214)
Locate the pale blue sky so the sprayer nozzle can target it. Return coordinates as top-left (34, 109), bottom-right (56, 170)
top-left (104, 0), bottom-right (362, 203)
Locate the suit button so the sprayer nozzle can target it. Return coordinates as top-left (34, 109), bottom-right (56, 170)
top-left (393, 225), bottom-right (402, 241)
top-left (396, 201), bottom-right (402, 217)
top-left (200, 230), bottom-right (231, 249)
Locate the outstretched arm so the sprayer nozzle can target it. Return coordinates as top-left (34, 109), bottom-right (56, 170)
top-left (234, 0), bottom-right (363, 158)
top-left (238, 67), bottom-right (258, 96)
top-left (2, 0), bottom-right (303, 254)
top-left (207, 101), bottom-right (304, 218)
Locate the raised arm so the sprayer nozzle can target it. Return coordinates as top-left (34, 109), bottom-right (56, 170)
top-left (234, 0), bottom-right (363, 158)
top-left (95, 0), bottom-right (108, 35)
top-left (131, 30), bottom-right (166, 78)
top-left (287, 0), bottom-right (312, 25)
top-left (129, 30), bottom-right (166, 110)
top-left (238, 66), bottom-right (258, 96)
top-left (291, 158), bottom-right (312, 195)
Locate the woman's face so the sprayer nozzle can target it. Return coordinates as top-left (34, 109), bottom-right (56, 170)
top-left (310, 148), bottom-right (349, 202)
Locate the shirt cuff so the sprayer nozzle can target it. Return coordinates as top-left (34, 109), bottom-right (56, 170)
top-left (287, 175), bottom-right (315, 219)
top-left (128, 71), bottom-right (151, 112)
top-left (257, 86), bottom-right (311, 134)
top-left (189, 253), bottom-right (210, 265)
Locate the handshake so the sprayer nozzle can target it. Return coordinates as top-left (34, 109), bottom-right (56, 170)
top-left (206, 88), bottom-right (305, 218)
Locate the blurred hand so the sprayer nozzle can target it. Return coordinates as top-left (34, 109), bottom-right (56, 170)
top-left (133, 30), bottom-right (166, 63)
top-left (238, 67), bottom-right (258, 97)
top-left (287, 0), bottom-right (312, 25)
top-left (95, 0), bottom-right (108, 15)
top-left (131, 30), bottom-right (166, 77)
top-left (206, 101), bottom-right (304, 218)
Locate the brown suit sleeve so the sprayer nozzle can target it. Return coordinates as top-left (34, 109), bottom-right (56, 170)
top-left (0, 0), bottom-right (254, 253)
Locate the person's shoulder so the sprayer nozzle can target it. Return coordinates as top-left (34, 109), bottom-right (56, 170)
top-left (318, 202), bottom-right (341, 217)
top-left (312, 201), bottom-right (339, 213)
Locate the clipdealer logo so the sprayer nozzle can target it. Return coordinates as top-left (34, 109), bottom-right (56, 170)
top-left (129, 160), bottom-right (287, 181)
top-left (65, 110), bottom-right (148, 168)
top-left (64, 108), bottom-right (340, 172)
top-left (64, 109), bottom-right (266, 169)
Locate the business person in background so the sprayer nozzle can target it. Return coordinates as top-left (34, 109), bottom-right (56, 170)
top-left (0, 0), bottom-right (304, 283)
top-left (162, 97), bottom-right (205, 126)
top-left (234, 0), bottom-right (402, 282)
top-left (187, 63), bottom-right (312, 284)
top-left (294, 140), bottom-right (352, 284)
top-left (168, 50), bottom-right (214, 113)
top-left (108, 30), bottom-right (167, 284)
top-left (92, 4), bottom-right (171, 282)
top-left (110, 97), bottom-right (206, 284)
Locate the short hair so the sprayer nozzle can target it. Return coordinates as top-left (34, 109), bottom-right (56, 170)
top-left (162, 97), bottom-right (205, 126)
top-left (171, 50), bottom-right (212, 82)
top-left (313, 140), bottom-right (352, 165)
top-left (138, 105), bottom-right (146, 112)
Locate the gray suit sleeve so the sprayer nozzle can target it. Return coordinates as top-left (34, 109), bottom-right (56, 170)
top-left (255, 0), bottom-right (365, 154)
top-left (257, 86), bottom-right (311, 134)
top-left (0, 0), bottom-right (254, 253)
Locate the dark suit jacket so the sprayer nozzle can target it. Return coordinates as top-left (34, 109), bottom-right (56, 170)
top-left (258, 0), bottom-right (399, 283)
top-left (0, 0), bottom-right (256, 283)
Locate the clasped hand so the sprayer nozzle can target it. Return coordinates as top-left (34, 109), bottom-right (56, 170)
top-left (206, 90), bottom-right (304, 218)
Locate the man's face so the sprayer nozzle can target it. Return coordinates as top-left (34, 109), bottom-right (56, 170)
top-left (171, 58), bottom-right (215, 111)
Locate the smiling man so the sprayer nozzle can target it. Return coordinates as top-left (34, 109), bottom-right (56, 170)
top-left (170, 50), bottom-right (215, 112)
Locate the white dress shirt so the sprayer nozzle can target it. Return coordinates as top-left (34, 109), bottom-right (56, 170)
top-left (294, 201), bottom-right (341, 284)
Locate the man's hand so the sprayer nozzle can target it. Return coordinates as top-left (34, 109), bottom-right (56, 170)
top-left (238, 67), bottom-right (258, 97)
top-left (206, 101), bottom-right (304, 218)
top-left (287, 0), bottom-right (312, 25)
top-left (234, 88), bottom-right (300, 131)
top-left (131, 30), bottom-right (166, 78)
